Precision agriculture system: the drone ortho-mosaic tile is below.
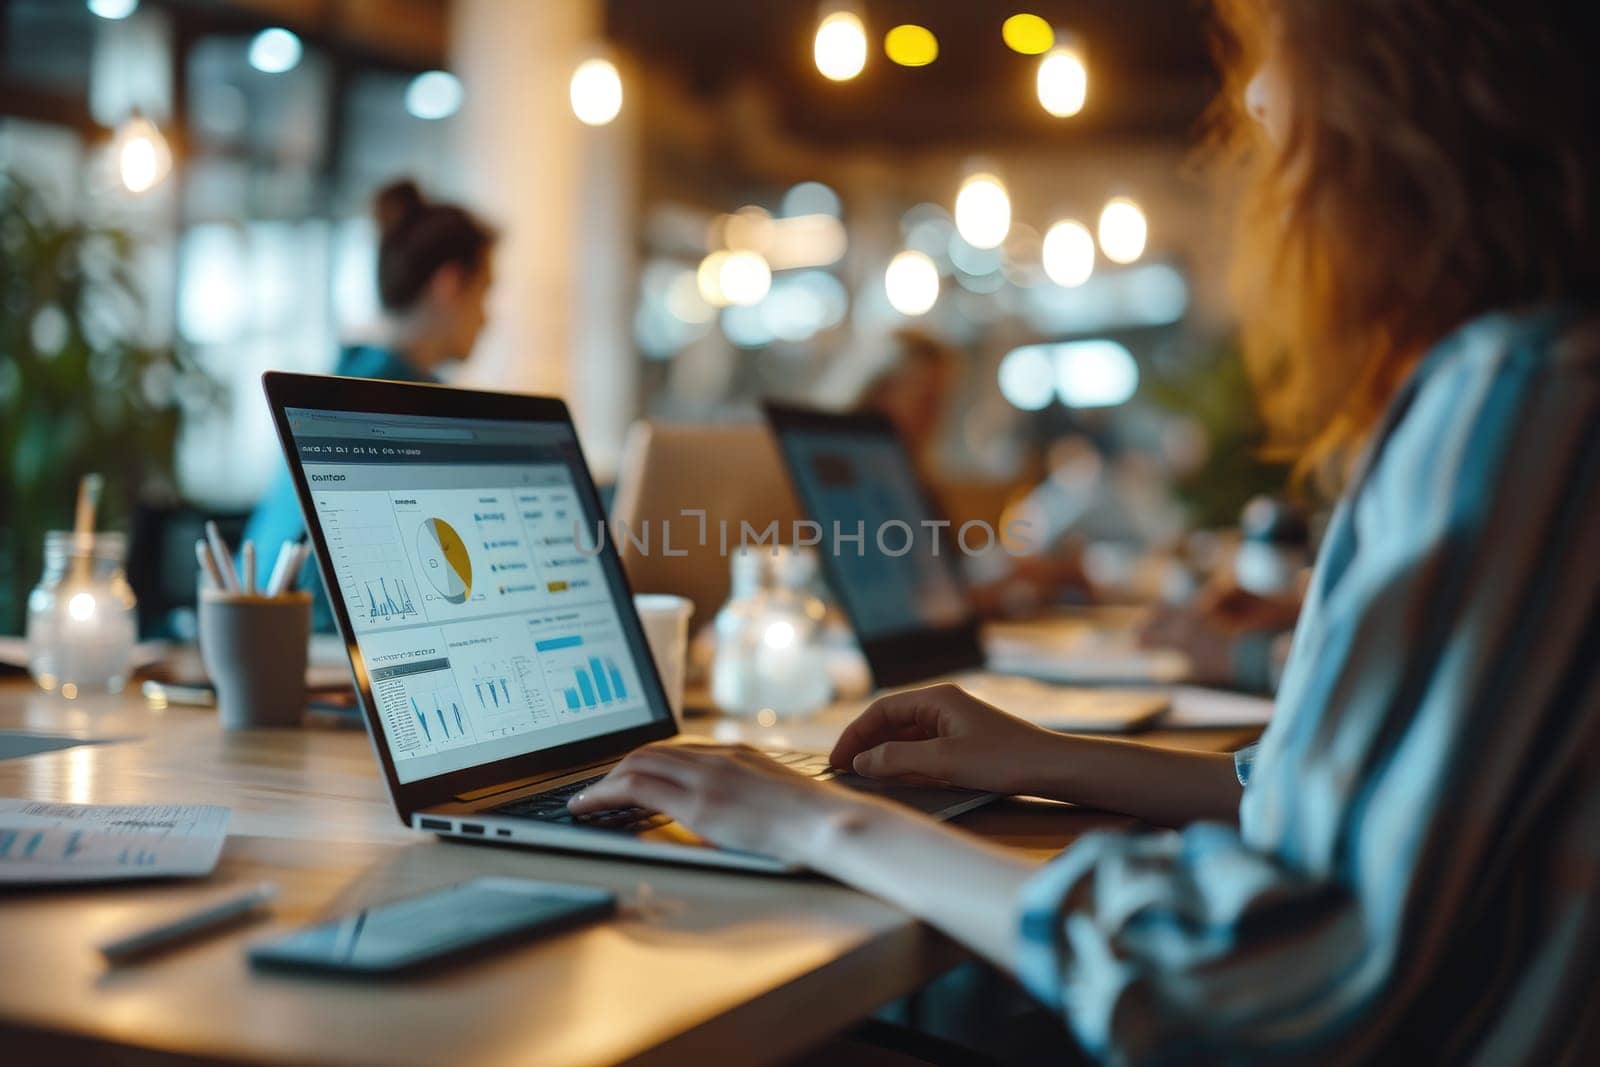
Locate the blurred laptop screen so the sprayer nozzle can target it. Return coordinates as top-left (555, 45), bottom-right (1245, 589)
top-left (775, 427), bottom-right (969, 640)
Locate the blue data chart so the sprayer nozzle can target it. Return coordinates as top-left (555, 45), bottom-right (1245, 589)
top-left (473, 673), bottom-right (513, 711)
top-left (364, 576), bottom-right (419, 621)
top-left (535, 635), bottom-right (584, 652)
top-left (533, 631), bottom-right (635, 714)
top-left (0, 829), bottom-right (46, 860)
top-left (408, 685), bottom-right (468, 744)
top-left (560, 655), bottom-right (628, 710)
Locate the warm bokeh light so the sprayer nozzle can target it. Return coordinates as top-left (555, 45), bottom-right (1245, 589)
top-left (87, 0), bottom-right (138, 19)
top-left (954, 173), bottom-right (1011, 250)
top-left (67, 592), bottom-right (97, 622)
top-left (1037, 47), bottom-right (1087, 117)
top-left (719, 250), bottom-right (773, 306)
top-left (884, 250), bottom-right (940, 316)
top-left (998, 345), bottom-right (1056, 410)
top-left (247, 28), bottom-right (302, 74)
top-left (570, 58), bottom-right (623, 126)
top-left (1056, 339), bottom-right (1139, 407)
top-left (697, 251), bottom-right (732, 307)
top-left (113, 113), bottom-right (171, 194)
top-left (1098, 196), bottom-right (1148, 264)
top-left (1002, 13), bottom-right (1054, 55)
top-left (884, 24), bottom-right (938, 67)
top-left (1042, 218), bottom-right (1095, 287)
top-left (763, 619), bottom-right (797, 649)
top-left (723, 205), bottom-right (774, 252)
top-left (405, 71), bottom-right (464, 120)
top-left (814, 11), bottom-right (868, 82)
top-left (714, 206), bottom-right (847, 270)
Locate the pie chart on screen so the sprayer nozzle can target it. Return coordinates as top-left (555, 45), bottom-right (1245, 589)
top-left (416, 518), bottom-right (473, 604)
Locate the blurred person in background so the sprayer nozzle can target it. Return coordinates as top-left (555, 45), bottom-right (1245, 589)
top-left (245, 179), bottom-right (495, 608)
top-left (1139, 494), bottom-right (1311, 692)
top-left (857, 328), bottom-right (960, 478)
top-left (859, 333), bottom-right (1102, 615)
top-left (575, 0), bottom-right (1600, 1060)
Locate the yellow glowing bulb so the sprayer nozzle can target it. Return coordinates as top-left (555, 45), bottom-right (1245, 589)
top-left (954, 173), bottom-right (1011, 250)
top-left (1042, 219), bottom-right (1095, 287)
top-left (814, 11), bottom-right (868, 82)
top-left (570, 57), bottom-right (623, 126)
top-left (1098, 197), bottom-right (1148, 264)
top-left (884, 250), bottom-right (940, 316)
top-left (1002, 13), bottom-right (1054, 55)
top-left (884, 24), bottom-right (938, 67)
top-left (113, 114), bottom-right (171, 194)
top-left (1037, 47), bottom-right (1087, 117)
top-left (67, 592), bottom-right (97, 622)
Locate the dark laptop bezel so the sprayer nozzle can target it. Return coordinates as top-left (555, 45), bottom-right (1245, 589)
top-left (762, 402), bottom-right (986, 688)
top-left (263, 371), bottom-right (677, 821)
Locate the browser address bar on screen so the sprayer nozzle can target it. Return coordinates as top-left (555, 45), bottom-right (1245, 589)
top-left (366, 425), bottom-right (476, 441)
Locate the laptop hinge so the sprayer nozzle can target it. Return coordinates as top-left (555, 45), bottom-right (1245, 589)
top-left (454, 756), bottom-right (619, 803)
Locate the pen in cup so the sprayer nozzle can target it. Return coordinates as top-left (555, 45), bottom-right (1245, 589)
top-left (264, 538), bottom-right (307, 598)
top-left (197, 534), bottom-right (306, 600)
top-left (241, 541), bottom-right (256, 596)
top-left (196, 534), bottom-right (313, 729)
top-left (195, 539), bottom-right (227, 591)
top-left (204, 521), bottom-right (240, 594)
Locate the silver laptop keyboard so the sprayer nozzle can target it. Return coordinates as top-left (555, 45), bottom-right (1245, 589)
top-left (491, 751), bottom-right (838, 834)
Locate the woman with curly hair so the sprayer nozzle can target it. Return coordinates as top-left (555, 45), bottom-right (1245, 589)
top-left (576, 2), bottom-right (1600, 1059)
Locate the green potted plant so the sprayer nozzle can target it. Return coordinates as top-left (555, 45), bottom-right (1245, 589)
top-left (0, 170), bottom-right (211, 634)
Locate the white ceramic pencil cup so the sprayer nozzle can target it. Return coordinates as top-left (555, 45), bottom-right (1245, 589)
top-left (198, 590), bottom-right (312, 730)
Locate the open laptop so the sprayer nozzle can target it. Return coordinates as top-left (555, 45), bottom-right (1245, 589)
top-left (262, 373), bottom-right (992, 874)
top-left (763, 403), bottom-right (1170, 733)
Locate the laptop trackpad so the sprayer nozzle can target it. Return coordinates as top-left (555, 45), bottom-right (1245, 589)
top-left (830, 771), bottom-right (991, 816)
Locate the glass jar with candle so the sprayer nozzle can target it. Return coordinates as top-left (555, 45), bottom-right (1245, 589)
top-left (758, 546), bottom-right (833, 717)
top-left (26, 531), bottom-right (139, 696)
top-left (711, 546), bottom-right (832, 719)
top-left (710, 548), bottom-right (770, 715)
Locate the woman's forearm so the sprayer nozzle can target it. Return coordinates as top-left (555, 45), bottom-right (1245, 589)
top-left (804, 800), bottom-right (1037, 972)
top-left (1012, 733), bottom-right (1243, 827)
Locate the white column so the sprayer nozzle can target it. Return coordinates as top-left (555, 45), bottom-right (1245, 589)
top-left (449, 0), bottom-right (637, 479)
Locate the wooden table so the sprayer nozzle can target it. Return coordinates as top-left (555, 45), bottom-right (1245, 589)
top-left (0, 677), bottom-right (1257, 1066)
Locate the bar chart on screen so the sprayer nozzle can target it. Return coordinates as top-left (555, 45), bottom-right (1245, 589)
top-left (532, 632), bottom-right (636, 713)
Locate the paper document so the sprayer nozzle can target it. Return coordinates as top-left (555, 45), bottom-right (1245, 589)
top-left (1161, 686), bottom-right (1276, 728)
top-left (0, 800), bottom-right (230, 885)
top-left (952, 675), bottom-right (1169, 733)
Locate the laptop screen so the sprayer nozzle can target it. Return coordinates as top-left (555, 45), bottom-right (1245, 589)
top-left (283, 407), bottom-right (666, 784)
top-left (773, 424), bottom-right (970, 641)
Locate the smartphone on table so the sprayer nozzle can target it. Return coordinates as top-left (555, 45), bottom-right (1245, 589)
top-left (248, 877), bottom-right (617, 976)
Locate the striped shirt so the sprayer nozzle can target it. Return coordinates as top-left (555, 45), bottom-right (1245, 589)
top-left (1016, 309), bottom-right (1600, 1063)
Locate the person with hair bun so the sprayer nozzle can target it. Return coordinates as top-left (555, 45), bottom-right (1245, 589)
top-left (244, 179), bottom-right (495, 612)
top-left (363, 178), bottom-right (496, 377)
